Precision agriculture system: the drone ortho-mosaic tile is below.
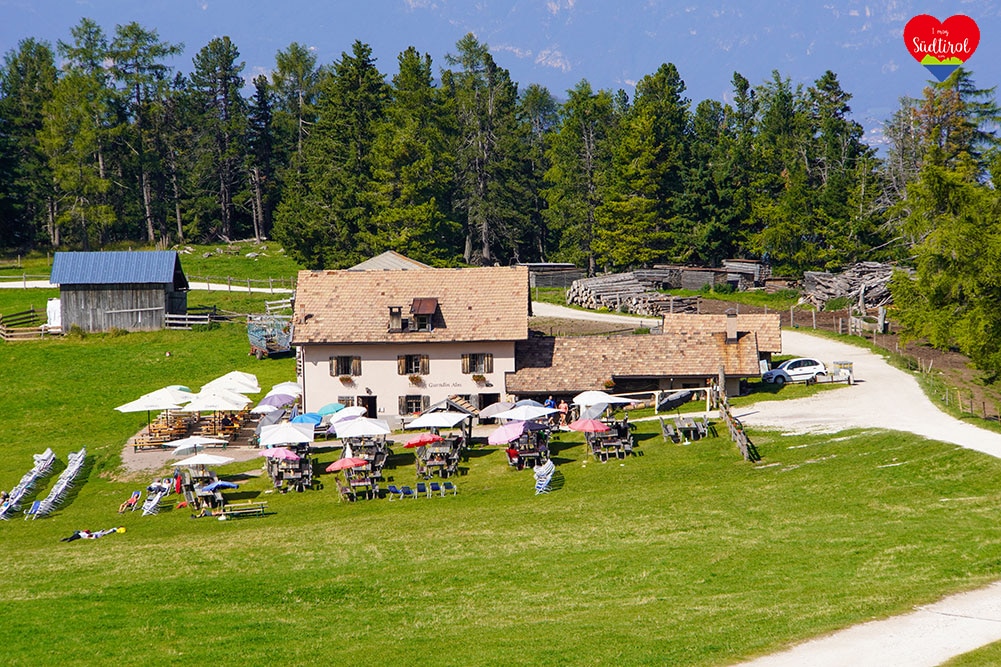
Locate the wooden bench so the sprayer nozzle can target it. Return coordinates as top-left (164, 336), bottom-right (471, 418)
top-left (220, 501), bottom-right (268, 518)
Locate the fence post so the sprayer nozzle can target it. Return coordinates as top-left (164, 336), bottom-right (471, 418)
top-left (227, 276), bottom-right (232, 292)
top-left (269, 277), bottom-right (274, 294)
top-left (247, 278), bottom-right (251, 292)
top-left (789, 306), bottom-right (794, 327)
top-left (812, 310), bottom-right (816, 329)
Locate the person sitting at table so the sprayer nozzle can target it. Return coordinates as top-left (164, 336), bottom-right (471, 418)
top-left (220, 414), bottom-right (234, 429)
top-left (506, 446), bottom-right (522, 469)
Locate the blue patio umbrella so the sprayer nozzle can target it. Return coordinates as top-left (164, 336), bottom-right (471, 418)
top-left (291, 412), bottom-right (323, 425)
top-left (316, 402), bottom-right (345, 416)
top-left (201, 480), bottom-right (238, 493)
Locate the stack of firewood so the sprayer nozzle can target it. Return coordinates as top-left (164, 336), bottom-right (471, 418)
top-left (566, 273), bottom-right (699, 315)
top-left (802, 262), bottom-right (903, 310)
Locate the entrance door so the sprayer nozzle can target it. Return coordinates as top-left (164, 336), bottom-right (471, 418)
top-left (357, 395), bottom-right (377, 418)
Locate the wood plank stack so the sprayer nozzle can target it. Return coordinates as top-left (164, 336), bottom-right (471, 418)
top-left (802, 262), bottom-right (902, 310)
top-left (566, 273), bottom-right (699, 315)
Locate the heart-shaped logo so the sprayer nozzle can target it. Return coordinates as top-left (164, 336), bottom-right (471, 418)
top-left (903, 14), bottom-right (980, 81)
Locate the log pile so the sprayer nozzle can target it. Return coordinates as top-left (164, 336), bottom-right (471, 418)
top-left (566, 273), bottom-right (699, 315)
top-left (802, 262), bottom-right (902, 310)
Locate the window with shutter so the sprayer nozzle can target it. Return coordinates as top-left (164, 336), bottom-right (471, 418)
top-left (419, 355), bottom-right (429, 374)
top-left (397, 356), bottom-right (406, 375)
top-left (484, 353), bottom-right (493, 373)
top-left (421, 395), bottom-right (430, 412)
top-left (461, 354), bottom-right (471, 374)
top-left (351, 356), bottom-right (361, 376)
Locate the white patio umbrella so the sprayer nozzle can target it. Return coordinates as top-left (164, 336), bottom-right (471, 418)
top-left (115, 394), bottom-right (183, 414)
top-left (144, 386), bottom-right (195, 405)
top-left (259, 422), bottom-right (315, 448)
top-left (251, 403), bottom-right (279, 414)
top-left (334, 418), bottom-right (390, 439)
top-left (115, 393), bottom-right (184, 429)
top-left (203, 370), bottom-right (260, 395)
top-left (327, 405), bottom-right (368, 424)
top-left (178, 389), bottom-right (251, 413)
top-left (174, 453), bottom-right (234, 467)
top-left (478, 401), bottom-right (515, 418)
top-left (406, 411), bottom-right (469, 429)
top-left (268, 381), bottom-right (303, 397)
top-left (168, 435), bottom-right (228, 457)
top-left (572, 390), bottom-right (639, 407)
top-left (491, 405), bottom-right (558, 422)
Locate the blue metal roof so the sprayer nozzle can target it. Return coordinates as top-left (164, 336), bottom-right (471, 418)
top-left (50, 251), bottom-right (188, 288)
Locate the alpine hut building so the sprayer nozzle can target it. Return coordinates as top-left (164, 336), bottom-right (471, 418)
top-left (49, 251), bottom-right (189, 332)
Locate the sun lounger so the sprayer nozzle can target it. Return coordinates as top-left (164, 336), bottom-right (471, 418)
top-left (385, 484), bottom-right (403, 501)
top-left (442, 481), bottom-right (457, 496)
top-left (23, 500), bottom-right (42, 520)
top-left (533, 459), bottom-right (555, 495)
top-left (399, 486), bottom-right (418, 500)
top-left (416, 482), bottom-right (430, 498)
top-left (429, 482), bottom-right (442, 497)
top-left (119, 491), bottom-right (142, 513)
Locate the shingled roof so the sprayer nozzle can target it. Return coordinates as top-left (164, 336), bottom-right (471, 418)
top-left (292, 266), bottom-right (529, 345)
top-left (505, 331), bottom-right (761, 394)
top-left (660, 313), bottom-right (782, 354)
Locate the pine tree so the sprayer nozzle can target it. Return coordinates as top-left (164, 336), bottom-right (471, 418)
top-left (543, 80), bottom-right (616, 274)
top-left (273, 40), bottom-right (388, 268)
top-left (188, 36), bottom-right (250, 241)
top-left (0, 38), bottom-right (57, 248)
top-left (366, 47), bottom-right (460, 264)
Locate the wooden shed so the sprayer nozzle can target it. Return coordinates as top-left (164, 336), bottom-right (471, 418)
top-left (50, 251), bottom-right (189, 332)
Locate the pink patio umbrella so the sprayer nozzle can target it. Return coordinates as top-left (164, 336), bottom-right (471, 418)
top-left (568, 418), bottom-right (610, 433)
top-left (260, 447), bottom-right (300, 461)
top-left (405, 432), bottom-right (444, 448)
top-left (488, 421), bottom-right (529, 445)
top-left (326, 457), bottom-right (368, 472)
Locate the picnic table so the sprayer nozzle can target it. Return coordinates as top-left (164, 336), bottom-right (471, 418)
top-left (675, 416), bottom-right (708, 440)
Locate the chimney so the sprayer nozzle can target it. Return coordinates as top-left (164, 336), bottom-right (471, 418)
top-left (725, 312), bottom-right (738, 343)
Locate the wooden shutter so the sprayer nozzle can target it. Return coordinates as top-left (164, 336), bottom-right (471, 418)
top-left (485, 353), bottom-right (494, 373)
top-left (421, 395), bottom-right (430, 412)
top-left (397, 356), bottom-right (406, 375)
top-left (420, 355), bottom-right (429, 374)
top-left (329, 357), bottom-right (337, 376)
top-left (351, 356), bottom-right (361, 376)
top-left (461, 354), bottom-right (471, 374)
top-left (398, 395), bottom-right (407, 415)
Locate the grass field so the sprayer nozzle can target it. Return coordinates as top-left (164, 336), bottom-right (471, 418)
top-left (3, 318), bottom-right (1001, 665)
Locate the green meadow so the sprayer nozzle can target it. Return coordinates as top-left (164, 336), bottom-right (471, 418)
top-left (3, 309), bottom-right (1001, 665)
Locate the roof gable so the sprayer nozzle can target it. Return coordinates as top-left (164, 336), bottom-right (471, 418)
top-left (348, 251), bottom-right (430, 271)
top-left (50, 251), bottom-right (188, 288)
top-left (292, 266), bottom-right (529, 344)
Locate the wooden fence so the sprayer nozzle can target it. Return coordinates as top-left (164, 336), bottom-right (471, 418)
top-left (185, 274), bottom-right (296, 293)
top-left (712, 384), bottom-right (760, 462)
top-left (0, 307), bottom-right (51, 341)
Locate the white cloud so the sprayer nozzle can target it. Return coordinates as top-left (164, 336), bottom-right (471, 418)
top-left (494, 44), bottom-right (532, 59)
top-left (546, 0), bottom-right (576, 14)
top-left (881, 59), bottom-right (899, 74)
top-left (536, 48), bottom-right (571, 72)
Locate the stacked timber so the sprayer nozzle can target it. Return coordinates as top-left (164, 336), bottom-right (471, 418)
top-left (802, 262), bottom-right (902, 310)
top-left (566, 273), bottom-right (699, 315)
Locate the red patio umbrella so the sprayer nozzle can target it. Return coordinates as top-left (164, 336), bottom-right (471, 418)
top-left (405, 432), bottom-right (444, 448)
top-left (325, 457), bottom-right (367, 472)
top-left (568, 418), bottom-right (610, 433)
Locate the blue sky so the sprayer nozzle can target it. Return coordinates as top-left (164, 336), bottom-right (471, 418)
top-left (3, 1), bottom-right (999, 143)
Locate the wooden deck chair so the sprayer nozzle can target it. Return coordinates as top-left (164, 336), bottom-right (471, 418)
top-left (660, 418), bottom-right (680, 443)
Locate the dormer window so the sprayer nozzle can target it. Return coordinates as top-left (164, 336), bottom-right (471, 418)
top-left (410, 298), bottom-right (437, 332)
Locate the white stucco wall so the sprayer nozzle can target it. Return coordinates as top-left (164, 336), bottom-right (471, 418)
top-left (298, 341), bottom-right (515, 419)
